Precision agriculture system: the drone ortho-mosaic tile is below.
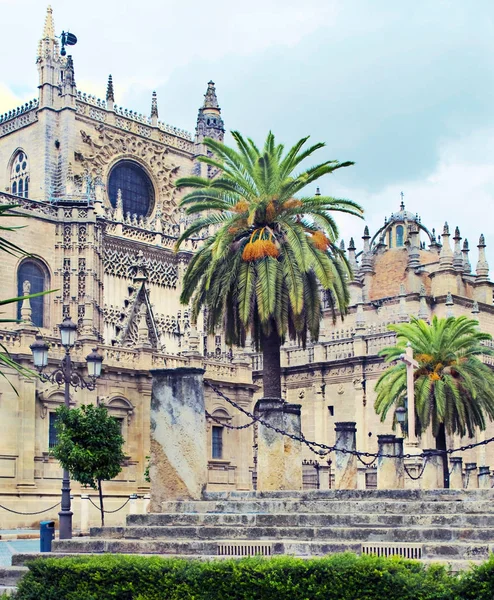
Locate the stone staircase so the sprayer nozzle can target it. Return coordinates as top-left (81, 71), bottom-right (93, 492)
top-left (30, 489), bottom-right (493, 569)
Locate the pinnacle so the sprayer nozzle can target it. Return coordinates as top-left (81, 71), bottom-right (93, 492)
top-left (151, 91), bottom-right (158, 118)
top-left (43, 5), bottom-right (55, 39)
top-left (203, 80), bottom-right (219, 109)
top-left (106, 74), bottom-right (115, 103)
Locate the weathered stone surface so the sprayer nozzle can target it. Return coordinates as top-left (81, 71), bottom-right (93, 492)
top-left (449, 457), bottom-right (463, 489)
top-left (334, 422), bottom-right (358, 489)
top-left (377, 435), bottom-right (404, 489)
top-left (149, 368), bottom-right (207, 509)
top-left (422, 450), bottom-right (443, 489)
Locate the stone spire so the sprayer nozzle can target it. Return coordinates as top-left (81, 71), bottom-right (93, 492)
top-left (462, 239), bottom-right (471, 274)
top-left (42, 5), bottom-right (55, 44)
top-left (347, 237), bottom-right (359, 279)
top-left (439, 222), bottom-right (453, 269)
top-left (360, 226), bottom-right (373, 274)
top-left (150, 91), bottom-right (159, 126)
top-left (452, 227), bottom-right (464, 272)
top-left (195, 80), bottom-right (224, 147)
top-left (476, 234), bottom-right (489, 282)
top-left (106, 74), bottom-right (115, 109)
top-left (37, 5), bottom-right (61, 108)
top-left (429, 228), bottom-right (441, 254)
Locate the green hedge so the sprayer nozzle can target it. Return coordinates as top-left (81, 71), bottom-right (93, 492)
top-left (14, 553), bottom-right (457, 600)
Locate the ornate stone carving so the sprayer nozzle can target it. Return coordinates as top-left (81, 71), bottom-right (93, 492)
top-left (79, 125), bottom-right (180, 216)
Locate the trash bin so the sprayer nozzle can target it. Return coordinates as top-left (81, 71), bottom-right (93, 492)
top-left (40, 520), bottom-right (55, 552)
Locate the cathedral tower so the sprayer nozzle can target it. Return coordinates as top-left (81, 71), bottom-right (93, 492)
top-left (194, 81), bottom-right (225, 177)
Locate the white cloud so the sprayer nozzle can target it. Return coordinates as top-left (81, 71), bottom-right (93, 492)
top-left (330, 127), bottom-right (494, 266)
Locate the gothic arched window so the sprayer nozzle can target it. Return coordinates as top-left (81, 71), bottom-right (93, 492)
top-left (10, 151), bottom-right (29, 198)
top-left (396, 225), bottom-right (404, 247)
top-left (108, 160), bottom-right (155, 217)
top-left (17, 259), bottom-right (48, 327)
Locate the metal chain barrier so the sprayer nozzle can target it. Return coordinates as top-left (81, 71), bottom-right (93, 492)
top-left (0, 501), bottom-right (61, 515)
top-left (88, 497), bottom-right (131, 514)
top-left (357, 454), bottom-right (379, 468)
top-left (404, 457), bottom-right (429, 481)
top-left (205, 410), bottom-right (256, 430)
top-left (205, 380), bottom-right (494, 460)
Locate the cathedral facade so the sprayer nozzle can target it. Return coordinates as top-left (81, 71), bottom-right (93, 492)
top-left (0, 7), bottom-right (493, 528)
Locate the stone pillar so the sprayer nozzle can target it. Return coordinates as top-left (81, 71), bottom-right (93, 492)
top-left (149, 368), bottom-right (207, 511)
top-left (422, 450), bottom-right (443, 489)
top-left (80, 494), bottom-right (89, 534)
top-left (394, 437), bottom-right (405, 489)
top-left (129, 493), bottom-right (138, 515)
top-left (478, 466), bottom-right (491, 489)
top-left (255, 399), bottom-right (286, 491)
top-left (465, 463), bottom-right (478, 489)
top-left (377, 435), bottom-right (397, 489)
top-left (334, 422), bottom-right (357, 490)
top-left (319, 464), bottom-right (331, 490)
top-left (449, 457), bottom-right (463, 489)
top-left (283, 404), bottom-right (302, 490)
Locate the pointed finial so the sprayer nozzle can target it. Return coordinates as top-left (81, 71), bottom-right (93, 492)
top-left (43, 5), bottom-right (55, 39)
top-left (443, 222), bottom-right (450, 236)
top-left (151, 91), bottom-right (158, 118)
top-left (203, 80), bottom-right (219, 109)
top-left (400, 191), bottom-right (405, 211)
top-left (106, 75), bottom-right (114, 103)
top-left (348, 237), bottom-right (356, 250)
top-left (339, 239), bottom-right (345, 252)
top-left (315, 186), bottom-right (321, 196)
top-left (479, 233), bottom-right (486, 247)
top-left (363, 225), bottom-right (370, 238)
top-left (454, 226), bottom-right (460, 239)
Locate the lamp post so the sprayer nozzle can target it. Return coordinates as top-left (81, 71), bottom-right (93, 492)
top-left (30, 316), bottom-right (103, 539)
top-left (395, 404), bottom-right (407, 434)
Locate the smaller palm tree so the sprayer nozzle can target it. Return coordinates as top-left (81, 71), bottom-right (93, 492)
top-left (374, 315), bottom-right (494, 487)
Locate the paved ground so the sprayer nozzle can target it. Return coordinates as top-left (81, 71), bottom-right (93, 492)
top-left (0, 539), bottom-right (39, 567)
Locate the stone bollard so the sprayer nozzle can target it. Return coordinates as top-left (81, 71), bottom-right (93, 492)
top-left (282, 403), bottom-right (303, 490)
top-left (255, 399), bottom-right (286, 491)
top-left (394, 437), bottom-right (405, 489)
top-left (377, 435), bottom-right (404, 489)
top-left (465, 462), bottom-right (479, 489)
top-left (421, 449), bottom-right (443, 489)
top-left (80, 494), bottom-right (89, 534)
top-left (334, 422), bottom-right (358, 489)
top-left (128, 493), bottom-right (138, 515)
top-left (149, 368), bottom-right (207, 511)
top-left (478, 466), bottom-right (491, 489)
top-left (255, 398), bottom-right (303, 491)
top-left (449, 457), bottom-right (463, 489)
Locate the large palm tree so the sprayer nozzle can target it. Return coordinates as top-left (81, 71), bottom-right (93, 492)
top-left (375, 315), bottom-right (494, 486)
top-left (175, 131), bottom-right (363, 397)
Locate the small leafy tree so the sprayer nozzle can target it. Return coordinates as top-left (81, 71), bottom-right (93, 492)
top-left (52, 404), bottom-right (125, 525)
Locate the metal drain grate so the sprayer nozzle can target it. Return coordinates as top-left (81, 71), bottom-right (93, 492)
top-left (217, 542), bottom-right (272, 557)
top-left (361, 543), bottom-right (423, 560)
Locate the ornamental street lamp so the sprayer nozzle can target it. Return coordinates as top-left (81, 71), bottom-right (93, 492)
top-left (30, 316), bottom-right (103, 540)
top-left (395, 404), bottom-right (407, 434)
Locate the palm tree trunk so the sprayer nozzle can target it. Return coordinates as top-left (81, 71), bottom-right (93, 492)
top-left (262, 328), bottom-right (282, 398)
top-left (435, 424), bottom-right (449, 488)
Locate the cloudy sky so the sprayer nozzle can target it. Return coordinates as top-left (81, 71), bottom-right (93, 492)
top-left (1, 0), bottom-right (493, 264)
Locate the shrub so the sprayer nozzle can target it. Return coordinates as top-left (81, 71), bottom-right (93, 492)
top-left (14, 552), bottom-right (457, 600)
top-left (454, 554), bottom-right (494, 600)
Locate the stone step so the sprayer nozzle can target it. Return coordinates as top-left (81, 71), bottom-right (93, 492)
top-left (50, 537), bottom-right (494, 561)
top-left (203, 489), bottom-right (494, 499)
top-left (88, 525), bottom-right (494, 543)
top-left (160, 499), bottom-right (494, 515)
top-left (127, 511), bottom-right (494, 528)
top-left (0, 566), bottom-right (28, 586)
